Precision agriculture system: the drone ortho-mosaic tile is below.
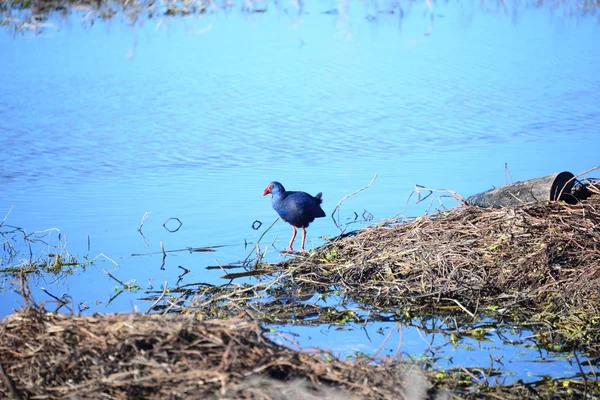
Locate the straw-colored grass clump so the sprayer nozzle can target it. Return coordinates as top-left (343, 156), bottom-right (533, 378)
top-left (291, 190), bottom-right (600, 342)
top-left (0, 308), bottom-right (415, 399)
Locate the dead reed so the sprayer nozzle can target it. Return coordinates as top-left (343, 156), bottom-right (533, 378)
top-left (1, 306), bottom-right (597, 399)
top-left (284, 186), bottom-right (600, 348)
top-left (0, 307), bottom-right (412, 399)
top-left (2, 183), bottom-right (600, 398)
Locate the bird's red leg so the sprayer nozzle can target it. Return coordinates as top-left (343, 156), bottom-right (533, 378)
top-left (288, 226), bottom-right (297, 252)
top-left (301, 226), bottom-right (307, 251)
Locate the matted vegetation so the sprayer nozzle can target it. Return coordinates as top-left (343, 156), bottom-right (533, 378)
top-left (1, 306), bottom-right (598, 399)
top-left (280, 182), bottom-right (600, 348)
top-left (2, 174), bottom-right (600, 398)
top-left (146, 180), bottom-right (600, 352)
top-left (0, 306), bottom-right (413, 399)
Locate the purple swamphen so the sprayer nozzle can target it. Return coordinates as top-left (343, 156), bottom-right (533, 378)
top-left (263, 181), bottom-right (326, 252)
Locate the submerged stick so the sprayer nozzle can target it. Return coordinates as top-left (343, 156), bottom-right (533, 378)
top-left (103, 269), bottom-right (128, 288)
top-left (18, 273), bottom-right (33, 309)
top-left (160, 241), bottom-right (166, 270)
top-left (441, 297), bottom-right (475, 319)
top-left (220, 269), bottom-right (274, 280)
top-left (40, 287), bottom-right (71, 313)
top-left (372, 322), bottom-right (402, 359)
top-left (131, 245), bottom-right (227, 256)
top-left (243, 217), bottom-right (279, 265)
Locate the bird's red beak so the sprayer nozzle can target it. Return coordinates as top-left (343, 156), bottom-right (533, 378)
top-left (262, 186), bottom-right (271, 196)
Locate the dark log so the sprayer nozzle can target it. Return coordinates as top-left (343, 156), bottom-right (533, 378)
top-left (467, 171), bottom-right (575, 207)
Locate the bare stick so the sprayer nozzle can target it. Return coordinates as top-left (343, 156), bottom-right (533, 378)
top-left (138, 211), bottom-right (151, 231)
top-left (160, 241), bottom-right (167, 267)
top-left (459, 365), bottom-right (482, 385)
top-left (573, 350), bottom-right (588, 398)
top-left (0, 204), bottom-right (14, 228)
top-left (414, 185), bottom-right (467, 206)
top-left (372, 322), bottom-right (399, 359)
top-left (331, 173), bottom-right (378, 233)
top-left (147, 281), bottom-right (168, 314)
top-left (18, 273), bottom-right (33, 309)
top-left (103, 269), bottom-right (127, 288)
top-left (393, 323), bottom-right (404, 359)
top-left (40, 289), bottom-right (72, 313)
top-left (504, 162), bottom-right (513, 185)
top-left (137, 211), bottom-right (151, 247)
top-left (214, 259), bottom-right (228, 279)
top-left (243, 217), bottom-right (279, 265)
top-left (441, 297), bottom-right (475, 318)
top-left (584, 178), bottom-right (600, 195)
top-left (92, 253), bottom-right (120, 268)
top-left (162, 291), bottom-right (189, 314)
top-left (131, 244), bottom-right (228, 256)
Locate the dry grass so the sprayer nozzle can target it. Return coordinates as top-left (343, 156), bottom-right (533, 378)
top-left (2, 183), bottom-right (600, 399)
top-left (144, 182), bottom-right (600, 350)
top-left (0, 307), bottom-right (415, 399)
top-left (282, 185), bottom-right (600, 347)
top-left (1, 307), bottom-right (598, 399)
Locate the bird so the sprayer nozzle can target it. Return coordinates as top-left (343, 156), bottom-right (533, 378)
top-left (263, 181), bottom-right (326, 252)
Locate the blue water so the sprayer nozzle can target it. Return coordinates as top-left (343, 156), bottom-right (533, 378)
top-left (1, 1), bottom-right (599, 382)
top-left (268, 321), bottom-right (584, 384)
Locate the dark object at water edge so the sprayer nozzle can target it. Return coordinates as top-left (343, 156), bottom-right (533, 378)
top-left (467, 171), bottom-right (575, 207)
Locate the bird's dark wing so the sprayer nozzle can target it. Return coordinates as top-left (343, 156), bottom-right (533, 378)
top-left (274, 191), bottom-right (325, 227)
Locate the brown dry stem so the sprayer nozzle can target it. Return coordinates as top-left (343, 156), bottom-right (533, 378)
top-left (0, 308), bottom-right (410, 399)
top-left (284, 190), bottom-right (600, 348)
top-left (1, 308), bottom-right (598, 399)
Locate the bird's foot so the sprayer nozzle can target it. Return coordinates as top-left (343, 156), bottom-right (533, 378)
top-left (282, 247), bottom-right (312, 255)
top-left (286, 247), bottom-right (295, 254)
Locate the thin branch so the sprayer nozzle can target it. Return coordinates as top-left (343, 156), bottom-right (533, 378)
top-left (147, 281), bottom-right (168, 314)
top-left (93, 253), bottom-right (120, 268)
top-left (331, 173), bottom-right (378, 233)
top-left (441, 297), bottom-right (475, 319)
top-left (243, 217), bottom-right (279, 265)
top-left (160, 241), bottom-right (166, 270)
top-left (103, 269), bottom-right (127, 288)
top-left (137, 211), bottom-right (151, 247)
top-left (0, 204), bottom-right (14, 228)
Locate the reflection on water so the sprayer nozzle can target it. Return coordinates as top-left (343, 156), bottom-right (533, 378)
top-left (1, 0), bottom-right (600, 384)
top-left (269, 321), bottom-right (591, 386)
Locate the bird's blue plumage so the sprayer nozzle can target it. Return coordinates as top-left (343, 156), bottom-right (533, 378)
top-left (265, 182), bottom-right (326, 227)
